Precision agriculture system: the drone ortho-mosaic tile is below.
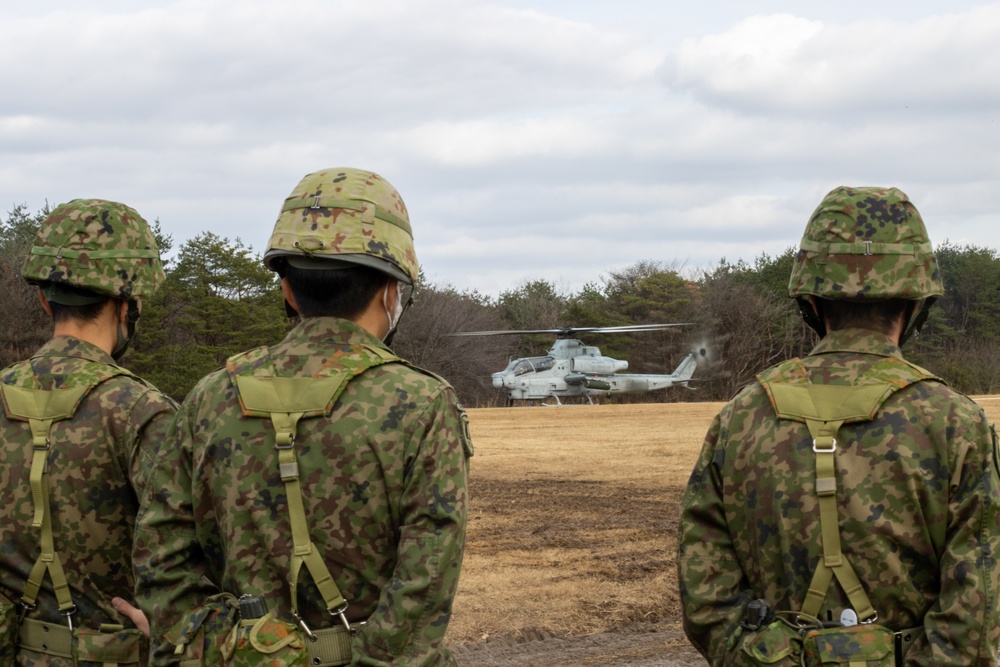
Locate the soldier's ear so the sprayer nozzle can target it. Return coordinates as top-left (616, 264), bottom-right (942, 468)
top-left (280, 278), bottom-right (301, 315)
top-left (38, 289), bottom-right (53, 317)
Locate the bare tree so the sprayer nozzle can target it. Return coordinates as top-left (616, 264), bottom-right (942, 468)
top-left (0, 205), bottom-right (52, 368)
top-left (393, 283), bottom-right (516, 407)
top-left (0, 257), bottom-right (51, 368)
top-left (697, 268), bottom-right (812, 400)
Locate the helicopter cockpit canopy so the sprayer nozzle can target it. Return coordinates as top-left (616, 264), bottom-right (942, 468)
top-left (503, 356), bottom-right (555, 377)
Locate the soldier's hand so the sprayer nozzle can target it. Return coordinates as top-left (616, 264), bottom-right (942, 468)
top-left (111, 596), bottom-right (150, 637)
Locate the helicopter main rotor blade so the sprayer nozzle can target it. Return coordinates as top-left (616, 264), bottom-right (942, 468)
top-left (448, 323), bottom-right (692, 337)
top-left (447, 329), bottom-right (571, 337)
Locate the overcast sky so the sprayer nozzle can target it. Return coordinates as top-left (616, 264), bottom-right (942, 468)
top-left (3, 1), bottom-right (999, 297)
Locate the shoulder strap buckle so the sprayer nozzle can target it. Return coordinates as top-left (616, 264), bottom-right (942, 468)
top-left (812, 436), bottom-right (837, 453)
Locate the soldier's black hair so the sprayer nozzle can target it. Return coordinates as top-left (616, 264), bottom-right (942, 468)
top-left (817, 298), bottom-right (913, 337)
top-left (282, 263), bottom-right (390, 319)
top-left (41, 282), bottom-right (114, 325)
top-left (49, 300), bottom-right (112, 325)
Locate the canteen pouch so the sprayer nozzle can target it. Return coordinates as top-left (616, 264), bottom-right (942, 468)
top-left (727, 618), bottom-right (804, 667)
top-left (162, 593), bottom-right (238, 667)
top-left (802, 624), bottom-right (894, 666)
top-left (0, 593), bottom-right (15, 667)
top-left (232, 612), bottom-right (307, 667)
top-left (74, 626), bottom-right (145, 666)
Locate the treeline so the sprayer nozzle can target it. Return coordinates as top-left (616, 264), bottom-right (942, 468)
top-left (4, 204), bottom-right (1000, 407)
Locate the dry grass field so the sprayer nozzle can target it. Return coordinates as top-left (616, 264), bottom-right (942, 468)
top-left (448, 397), bottom-right (1000, 666)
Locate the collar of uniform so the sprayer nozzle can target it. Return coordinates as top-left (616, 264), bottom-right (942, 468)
top-left (290, 316), bottom-right (389, 351)
top-left (809, 327), bottom-right (903, 360)
top-left (31, 336), bottom-right (116, 365)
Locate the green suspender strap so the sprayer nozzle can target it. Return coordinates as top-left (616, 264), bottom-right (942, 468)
top-left (0, 384), bottom-right (92, 627)
top-left (764, 381), bottom-right (896, 624)
top-left (228, 343), bottom-right (401, 640)
top-left (236, 373), bottom-right (353, 633)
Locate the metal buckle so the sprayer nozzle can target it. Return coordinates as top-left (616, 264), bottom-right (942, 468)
top-left (329, 602), bottom-right (351, 633)
top-left (62, 605), bottom-right (77, 631)
top-left (274, 434), bottom-right (295, 450)
top-left (19, 601), bottom-right (35, 623)
top-left (292, 611), bottom-right (317, 641)
top-left (861, 611), bottom-right (878, 625)
top-left (812, 437), bottom-right (837, 453)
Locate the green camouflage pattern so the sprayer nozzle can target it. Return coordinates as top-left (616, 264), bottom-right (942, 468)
top-left (0, 337), bottom-right (175, 665)
top-left (21, 199), bottom-right (165, 300)
top-left (135, 317), bottom-right (472, 667)
top-left (162, 593), bottom-right (239, 665)
top-left (802, 624), bottom-right (894, 665)
top-left (787, 186), bottom-right (944, 301)
top-left (263, 168), bottom-right (419, 284)
top-left (0, 591), bottom-right (15, 665)
top-left (678, 327), bottom-right (1000, 666)
top-left (730, 618), bottom-right (802, 666)
top-left (74, 626), bottom-right (145, 665)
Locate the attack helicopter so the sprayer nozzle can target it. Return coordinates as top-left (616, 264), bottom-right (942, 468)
top-left (452, 324), bottom-right (705, 405)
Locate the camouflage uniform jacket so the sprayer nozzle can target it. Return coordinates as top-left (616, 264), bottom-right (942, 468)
top-left (0, 336), bottom-right (175, 636)
top-left (134, 316), bottom-right (473, 666)
top-left (678, 327), bottom-right (1000, 665)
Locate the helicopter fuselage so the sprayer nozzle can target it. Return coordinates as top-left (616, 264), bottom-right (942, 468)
top-left (491, 338), bottom-right (698, 404)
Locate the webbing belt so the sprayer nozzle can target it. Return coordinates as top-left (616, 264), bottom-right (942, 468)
top-left (19, 618), bottom-right (72, 658)
top-left (767, 382), bottom-right (897, 622)
top-left (1, 384), bottom-right (91, 625)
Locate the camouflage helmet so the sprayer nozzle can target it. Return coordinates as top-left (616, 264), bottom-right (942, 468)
top-left (21, 199), bottom-right (165, 300)
top-left (264, 168), bottom-right (419, 284)
top-left (788, 186), bottom-right (944, 301)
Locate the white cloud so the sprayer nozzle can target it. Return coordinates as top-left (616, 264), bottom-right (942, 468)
top-left (387, 118), bottom-right (610, 166)
top-left (666, 7), bottom-right (1000, 116)
top-left (2, 2), bottom-right (1000, 297)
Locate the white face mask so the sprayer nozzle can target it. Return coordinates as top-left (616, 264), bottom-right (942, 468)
top-left (383, 281), bottom-right (403, 336)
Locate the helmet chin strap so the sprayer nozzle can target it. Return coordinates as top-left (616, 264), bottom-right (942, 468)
top-left (111, 300), bottom-right (141, 361)
top-left (898, 297), bottom-right (934, 347)
top-left (796, 297), bottom-right (826, 338)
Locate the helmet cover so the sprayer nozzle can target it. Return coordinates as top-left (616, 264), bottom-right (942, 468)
top-left (264, 168), bottom-right (419, 284)
top-left (21, 199), bottom-right (165, 300)
top-left (788, 186), bottom-right (943, 301)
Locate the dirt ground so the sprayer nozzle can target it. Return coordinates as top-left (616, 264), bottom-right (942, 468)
top-left (449, 397), bottom-right (1000, 666)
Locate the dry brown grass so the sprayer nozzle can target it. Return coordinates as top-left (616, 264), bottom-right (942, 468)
top-left (448, 397), bottom-right (1000, 646)
top-left (448, 403), bottom-right (724, 644)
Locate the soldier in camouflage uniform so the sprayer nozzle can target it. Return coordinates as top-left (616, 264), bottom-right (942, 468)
top-left (678, 187), bottom-right (1000, 665)
top-left (0, 199), bottom-right (175, 664)
top-left (134, 168), bottom-right (473, 666)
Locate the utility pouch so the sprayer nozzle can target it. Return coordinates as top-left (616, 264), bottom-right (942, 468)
top-left (231, 614), bottom-right (351, 667)
top-left (73, 625), bottom-right (145, 666)
top-left (162, 593), bottom-right (238, 667)
top-left (802, 624), bottom-right (894, 666)
top-left (0, 593), bottom-right (16, 667)
top-left (728, 617), bottom-right (804, 667)
top-left (232, 612), bottom-right (306, 667)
